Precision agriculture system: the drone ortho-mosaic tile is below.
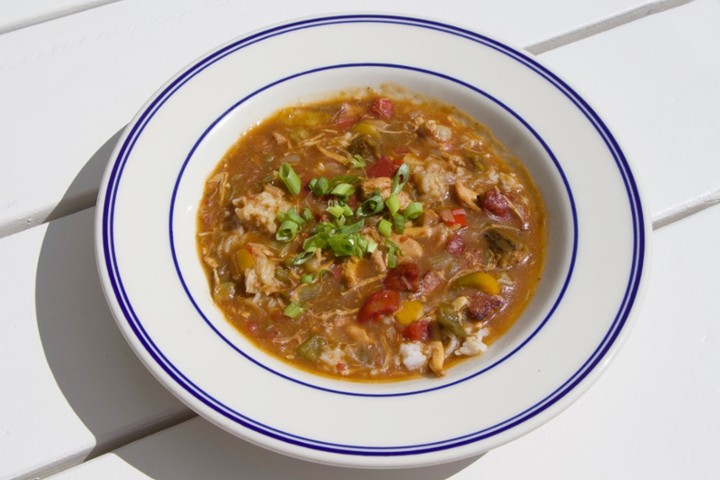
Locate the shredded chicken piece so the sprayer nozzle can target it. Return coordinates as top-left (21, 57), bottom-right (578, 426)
top-left (343, 257), bottom-right (361, 287)
top-left (315, 307), bottom-right (359, 320)
top-left (203, 256), bottom-right (219, 269)
top-left (391, 234), bottom-right (424, 258)
top-left (402, 226), bottom-right (433, 238)
top-left (317, 144), bottom-right (348, 164)
top-left (346, 324), bottom-right (371, 344)
top-left (271, 132), bottom-right (288, 145)
top-left (371, 248), bottom-right (387, 272)
top-left (340, 273), bottom-right (385, 296)
top-left (420, 119), bottom-right (453, 142)
top-left (234, 185), bottom-right (291, 234)
top-left (454, 179), bottom-right (482, 211)
top-left (451, 296), bottom-right (470, 312)
top-left (429, 341), bottom-right (446, 376)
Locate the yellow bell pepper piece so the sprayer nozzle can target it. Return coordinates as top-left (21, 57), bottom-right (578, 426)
top-left (351, 121), bottom-right (378, 137)
top-left (395, 300), bottom-right (424, 325)
top-left (454, 272), bottom-right (501, 295)
top-left (233, 246), bottom-right (255, 272)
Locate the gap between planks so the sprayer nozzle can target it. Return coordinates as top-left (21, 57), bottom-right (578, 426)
top-left (0, 0), bottom-right (123, 36)
top-left (0, 0), bottom-right (697, 241)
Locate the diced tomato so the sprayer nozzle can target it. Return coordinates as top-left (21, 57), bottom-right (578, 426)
top-left (482, 190), bottom-right (511, 218)
top-left (446, 231), bottom-right (466, 255)
top-left (366, 156), bottom-right (399, 178)
top-left (404, 320), bottom-right (430, 342)
top-left (383, 262), bottom-right (420, 292)
top-left (334, 115), bottom-right (358, 130)
top-left (357, 289), bottom-right (401, 322)
top-left (371, 97), bottom-right (394, 120)
top-left (440, 208), bottom-right (468, 227)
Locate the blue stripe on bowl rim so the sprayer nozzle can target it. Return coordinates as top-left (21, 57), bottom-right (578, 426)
top-left (169, 61), bottom-right (577, 398)
top-left (100, 14), bottom-right (645, 456)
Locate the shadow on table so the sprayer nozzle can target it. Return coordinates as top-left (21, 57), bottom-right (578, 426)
top-left (115, 417), bottom-right (480, 480)
top-left (34, 130), bottom-right (481, 479)
top-left (34, 130), bottom-right (193, 460)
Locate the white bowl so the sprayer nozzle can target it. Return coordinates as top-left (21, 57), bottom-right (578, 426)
top-left (95, 14), bottom-right (649, 469)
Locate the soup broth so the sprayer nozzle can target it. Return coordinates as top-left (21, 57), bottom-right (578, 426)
top-left (197, 89), bottom-right (546, 381)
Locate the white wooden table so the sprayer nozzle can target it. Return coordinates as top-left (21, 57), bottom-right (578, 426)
top-left (1, 1), bottom-right (719, 479)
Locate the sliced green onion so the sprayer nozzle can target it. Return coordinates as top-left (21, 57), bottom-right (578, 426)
top-left (349, 154), bottom-right (366, 168)
top-left (386, 241), bottom-right (400, 269)
top-left (276, 220), bottom-right (299, 242)
top-left (300, 274), bottom-right (314, 284)
top-left (283, 302), bottom-right (305, 318)
top-left (391, 163), bottom-right (410, 195)
top-left (327, 234), bottom-right (356, 257)
top-left (386, 193), bottom-right (400, 216)
top-left (338, 220), bottom-right (364, 235)
top-left (378, 218), bottom-right (392, 238)
top-left (326, 204), bottom-right (346, 218)
top-left (308, 177), bottom-right (329, 196)
top-left (279, 163), bottom-right (301, 195)
top-left (356, 192), bottom-right (385, 217)
top-left (392, 214), bottom-right (406, 234)
top-left (302, 207), bottom-right (314, 221)
top-left (330, 183), bottom-right (354, 197)
top-left (278, 207), bottom-right (306, 225)
top-left (365, 238), bottom-right (378, 253)
top-left (329, 174), bottom-right (361, 187)
top-left (292, 248), bottom-right (318, 265)
top-left (403, 202), bottom-right (424, 220)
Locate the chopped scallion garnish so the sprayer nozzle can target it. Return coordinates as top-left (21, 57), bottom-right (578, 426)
top-left (292, 248), bottom-right (318, 266)
top-left (403, 202), bottom-right (423, 220)
top-left (392, 214), bottom-right (406, 234)
top-left (276, 220), bottom-right (299, 242)
top-left (386, 193), bottom-right (400, 216)
top-left (308, 177), bottom-right (330, 196)
top-left (279, 163), bottom-right (301, 195)
top-left (330, 183), bottom-right (354, 197)
top-left (338, 220), bottom-right (364, 235)
top-left (349, 154), bottom-right (366, 168)
top-left (326, 204), bottom-right (346, 218)
top-left (386, 240), bottom-right (401, 269)
top-left (391, 163), bottom-right (410, 195)
top-left (278, 207), bottom-right (306, 225)
top-left (283, 302), bottom-right (305, 318)
top-left (356, 192), bottom-right (385, 217)
top-left (378, 218), bottom-right (392, 238)
top-left (302, 207), bottom-right (314, 222)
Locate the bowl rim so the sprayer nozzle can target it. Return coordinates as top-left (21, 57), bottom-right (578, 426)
top-left (95, 13), bottom-right (650, 468)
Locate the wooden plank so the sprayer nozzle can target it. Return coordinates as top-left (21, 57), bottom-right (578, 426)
top-left (44, 201), bottom-right (720, 480)
top-left (0, 208), bottom-right (191, 480)
top-left (0, 0), bottom-right (672, 237)
top-left (0, 0), bottom-right (120, 34)
top-left (538, 0), bottom-right (720, 226)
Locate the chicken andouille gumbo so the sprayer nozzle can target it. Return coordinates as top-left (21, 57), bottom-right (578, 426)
top-left (197, 88), bottom-right (546, 381)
